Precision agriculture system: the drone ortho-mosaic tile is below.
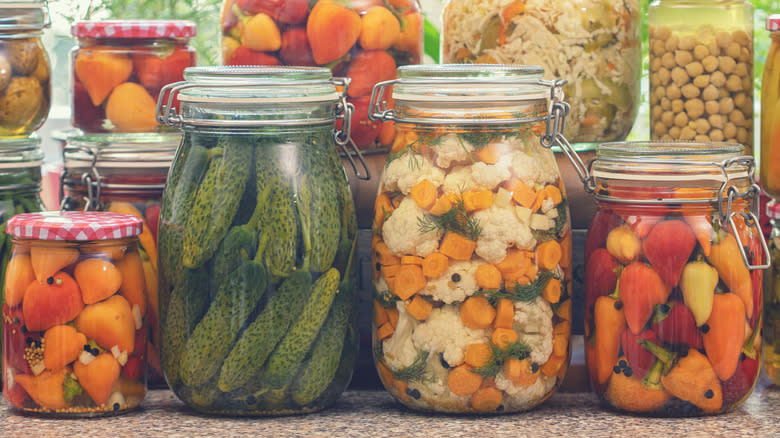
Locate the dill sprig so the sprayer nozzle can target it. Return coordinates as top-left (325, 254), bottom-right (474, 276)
top-left (390, 351), bottom-right (430, 382)
top-left (376, 289), bottom-right (400, 308)
top-left (476, 271), bottom-right (556, 305)
top-left (459, 131), bottom-right (499, 149)
top-left (472, 340), bottom-right (531, 378)
top-left (534, 204), bottom-right (569, 241)
top-left (417, 196), bottom-right (482, 240)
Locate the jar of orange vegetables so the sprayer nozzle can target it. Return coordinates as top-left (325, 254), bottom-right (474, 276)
top-left (2, 211), bottom-right (147, 416)
top-left (60, 133), bottom-right (180, 388)
top-left (761, 15), bottom-right (780, 198)
top-left (368, 65), bottom-right (578, 413)
top-left (583, 142), bottom-right (769, 416)
top-left (70, 20), bottom-right (196, 133)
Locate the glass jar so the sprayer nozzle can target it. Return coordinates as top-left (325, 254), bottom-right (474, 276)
top-left (441, 0), bottom-right (640, 144)
top-left (764, 201), bottom-right (780, 385)
top-left (648, 0), bottom-right (754, 150)
top-left (60, 133), bottom-right (179, 388)
top-left (70, 20), bottom-right (197, 133)
top-left (583, 142), bottom-right (769, 416)
top-left (761, 15), bottom-right (780, 198)
top-left (368, 65), bottom-right (576, 413)
top-left (2, 211), bottom-right (147, 417)
top-left (220, 0), bottom-right (423, 152)
top-left (0, 1), bottom-right (51, 136)
top-left (155, 66), bottom-right (358, 415)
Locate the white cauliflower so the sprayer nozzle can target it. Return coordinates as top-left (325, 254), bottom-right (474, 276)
top-left (441, 165), bottom-right (477, 194)
top-left (509, 149), bottom-right (542, 186)
top-left (495, 373), bottom-right (557, 411)
top-left (524, 139), bottom-right (559, 185)
top-left (382, 301), bottom-right (420, 370)
top-left (472, 205), bottom-right (536, 263)
top-left (381, 151), bottom-right (445, 194)
top-left (382, 198), bottom-right (442, 257)
top-left (513, 297), bottom-right (554, 365)
top-left (412, 305), bottom-right (489, 366)
top-left (434, 134), bottom-right (474, 168)
top-left (441, 159), bottom-right (512, 195)
top-left (406, 353), bottom-right (469, 412)
top-left (422, 260), bottom-right (485, 304)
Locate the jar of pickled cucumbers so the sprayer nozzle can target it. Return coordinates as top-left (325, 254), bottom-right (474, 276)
top-left (441, 0), bottom-right (640, 144)
top-left (764, 201), bottom-right (780, 385)
top-left (71, 20), bottom-right (197, 133)
top-left (761, 15), bottom-right (780, 198)
top-left (155, 66), bottom-right (358, 415)
top-left (0, 1), bottom-right (51, 136)
top-left (583, 142), bottom-right (769, 416)
top-left (2, 211), bottom-right (147, 417)
top-left (367, 65), bottom-right (581, 413)
top-left (648, 0), bottom-right (754, 149)
top-left (60, 133), bottom-right (180, 388)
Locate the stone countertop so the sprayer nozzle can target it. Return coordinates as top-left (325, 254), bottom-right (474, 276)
top-left (1, 379), bottom-right (777, 437)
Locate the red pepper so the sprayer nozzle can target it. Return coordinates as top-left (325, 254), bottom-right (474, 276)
top-left (651, 301), bottom-right (703, 349)
top-left (620, 328), bottom-right (658, 379)
top-left (236, 0), bottom-right (309, 24)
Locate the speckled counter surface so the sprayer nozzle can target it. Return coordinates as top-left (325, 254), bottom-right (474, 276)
top-left (1, 378), bottom-right (777, 437)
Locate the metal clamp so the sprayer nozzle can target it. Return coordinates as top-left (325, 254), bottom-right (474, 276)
top-left (59, 146), bottom-right (101, 211)
top-left (368, 79), bottom-right (399, 122)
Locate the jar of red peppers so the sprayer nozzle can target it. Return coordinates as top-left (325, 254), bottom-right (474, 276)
top-left (583, 142), bottom-right (769, 416)
top-left (3, 211), bottom-right (147, 416)
top-left (220, 0), bottom-right (422, 152)
top-left (60, 133), bottom-right (180, 388)
top-left (70, 20), bottom-right (197, 133)
top-left (764, 201), bottom-right (780, 385)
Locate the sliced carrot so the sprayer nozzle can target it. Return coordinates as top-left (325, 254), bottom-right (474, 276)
top-left (475, 143), bottom-right (502, 164)
top-left (439, 232), bottom-right (476, 261)
top-left (504, 178), bottom-right (535, 208)
top-left (542, 277), bottom-right (562, 304)
top-left (374, 193), bottom-right (394, 229)
top-left (530, 190), bottom-right (547, 212)
top-left (376, 322), bottom-right (395, 341)
top-left (375, 241), bottom-right (401, 265)
top-left (495, 249), bottom-right (531, 274)
top-left (491, 328), bottom-right (518, 349)
top-left (475, 264), bottom-right (502, 289)
top-left (386, 307), bottom-right (399, 328)
top-left (553, 320), bottom-right (571, 336)
top-left (552, 333), bottom-right (568, 357)
top-left (393, 264), bottom-right (426, 300)
top-left (504, 358), bottom-right (539, 386)
top-left (543, 185), bottom-right (563, 205)
top-left (464, 343), bottom-right (492, 368)
top-left (460, 296), bottom-right (496, 329)
top-left (429, 195), bottom-right (453, 215)
top-left (410, 179), bottom-right (437, 210)
top-left (471, 387), bottom-right (503, 412)
top-left (421, 252), bottom-right (449, 278)
top-left (536, 240), bottom-right (562, 270)
top-left (541, 354), bottom-right (565, 377)
top-left (447, 365), bottom-right (483, 396)
top-left (401, 255), bottom-right (424, 265)
top-left (392, 379), bottom-right (409, 399)
top-left (462, 190), bottom-right (494, 212)
top-left (406, 295), bottom-right (433, 320)
top-left (494, 298), bottom-right (514, 329)
top-left (373, 300), bottom-right (389, 327)
top-left (556, 299), bottom-right (572, 321)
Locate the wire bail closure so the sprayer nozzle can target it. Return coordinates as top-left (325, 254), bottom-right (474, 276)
top-left (59, 146), bottom-right (100, 211)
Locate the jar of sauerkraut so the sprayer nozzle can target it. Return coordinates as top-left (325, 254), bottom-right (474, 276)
top-left (368, 65), bottom-right (585, 413)
top-left (441, 0), bottom-right (640, 144)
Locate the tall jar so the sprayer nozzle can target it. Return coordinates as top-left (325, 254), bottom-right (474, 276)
top-left (648, 0), bottom-right (754, 150)
top-left (368, 65), bottom-right (575, 414)
top-left (155, 66), bottom-right (358, 415)
top-left (0, 1), bottom-right (50, 136)
top-left (583, 142), bottom-right (769, 416)
top-left (761, 15), bottom-right (780, 197)
top-left (60, 133), bottom-right (180, 388)
top-left (70, 20), bottom-right (197, 133)
top-left (441, 0), bottom-right (640, 144)
top-left (220, 0), bottom-right (423, 152)
top-left (764, 201), bottom-right (780, 385)
top-left (3, 211), bottom-right (147, 417)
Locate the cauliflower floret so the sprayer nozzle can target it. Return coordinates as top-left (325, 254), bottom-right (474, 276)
top-left (382, 301), bottom-right (420, 370)
top-left (434, 134), bottom-right (474, 168)
top-left (381, 152), bottom-right (445, 194)
top-left (495, 373), bottom-right (556, 410)
top-left (472, 205), bottom-right (535, 263)
top-left (422, 260), bottom-right (485, 304)
top-left (525, 139), bottom-right (559, 185)
top-left (471, 157), bottom-right (512, 190)
top-left (412, 305), bottom-right (489, 366)
top-left (382, 198), bottom-right (442, 257)
top-left (441, 165), bottom-right (477, 194)
top-left (510, 150), bottom-right (543, 186)
top-left (513, 297), bottom-right (554, 365)
top-left (406, 353), bottom-right (469, 412)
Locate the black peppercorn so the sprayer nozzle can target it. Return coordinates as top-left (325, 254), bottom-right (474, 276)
top-left (704, 389), bottom-right (714, 399)
top-left (451, 273), bottom-right (461, 283)
top-left (531, 363), bottom-right (539, 373)
top-left (614, 301), bottom-right (623, 310)
top-left (623, 367), bottom-right (633, 378)
top-left (701, 324), bottom-right (710, 334)
top-left (406, 388), bottom-right (421, 399)
top-left (46, 276), bottom-right (54, 285)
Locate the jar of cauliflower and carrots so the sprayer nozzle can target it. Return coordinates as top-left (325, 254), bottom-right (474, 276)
top-left (368, 65), bottom-right (574, 414)
top-left (584, 142), bottom-right (769, 416)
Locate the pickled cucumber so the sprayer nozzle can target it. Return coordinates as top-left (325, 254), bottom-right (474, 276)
top-left (262, 268), bottom-right (341, 389)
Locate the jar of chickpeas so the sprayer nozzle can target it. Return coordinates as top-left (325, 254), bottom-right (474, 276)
top-left (648, 0), bottom-right (753, 152)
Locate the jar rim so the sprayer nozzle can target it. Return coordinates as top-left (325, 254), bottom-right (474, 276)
top-left (0, 1), bottom-right (47, 31)
top-left (597, 141), bottom-right (744, 159)
top-left (65, 133), bottom-right (179, 169)
top-left (0, 134), bottom-right (43, 167)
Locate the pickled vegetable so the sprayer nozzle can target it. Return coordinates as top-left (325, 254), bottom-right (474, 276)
top-left (0, 37), bottom-right (50, 136)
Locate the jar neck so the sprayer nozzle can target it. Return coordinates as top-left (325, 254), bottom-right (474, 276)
top-left (77, 37), bottom-right (190, 47)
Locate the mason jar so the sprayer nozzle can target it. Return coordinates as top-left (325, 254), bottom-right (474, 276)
top-left (583, 142), bottom-right (769, 416)
top-left (60, 133), bottom-right (180, 388)
top-left (367, 65), bottom-right (578, 413)
top-left (3, 211), bottom-right (147, 417)
top-left (764, 201), bottom-right (780, 385)
top-left (761, 15), bottom-right (780, 197)
top-left (648, 0), bottom-right (754, 150)
top-left (0, 1), bottom-right (51, 136)
top-left (155, 66), bottom-right (358, 415)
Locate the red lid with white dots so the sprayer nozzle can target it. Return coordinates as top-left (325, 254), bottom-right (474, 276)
top-left (71, 20), bottom-right (197, 39)
top-left (768, 201), bottom-right (780, 220)
top-left (768, 15), bottom-right (780, 32)
top-left (6, 211), bottom-right (143, 241)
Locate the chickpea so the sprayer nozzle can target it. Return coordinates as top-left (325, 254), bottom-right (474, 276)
top-left (733, 92), bottom-right (746, 108)
top-left (672, 99), bottom-right (684, 112)
top-left (650, 91), bottom-right (661, 105)
top-left (679, 35), bottom-right (696, 51)
top-left (652, 104), bottom-right (663, 120)
top-left (655, 26), bottom-right (672, 41)
top-left (651, 73), bottom-right (660, 87)
top-left (741, 76), bottom-right (752, 94)
top-left (709, 113), bottom-right (724, 128)
top-left (681, 83), bottom-right (701, 99)
top-left (661, 97), bottom-right (672, 110)
top-left (723, 122), bottom-right (737, 138)
top-left (680, 126), bottom-right (697, 140)
top-left (719, 88), bottom-right (730, 98)
top-left (671, 67), bottom-right (690, 86)
top-left (693, 74), bottom-right (710, 88)
top-left (716, 31), bottom-right (732, 49)
top-left (661, 110), bottom-right (675, 125)
top-left (695, 134), bottom-right (711, 142)
top-left (735, 62), bottom-right (748, 78)
top-left (694, 118), bottom-right (711, 135)
top-left (718, 56), bottom-right (736, 74)
top-left (739, 47), bottom-right (751, 63)
top-left (675, 50), bottom-right (693, 66)
top-left (662, 52), bottom-right (676, 69)
top-left (674, 111), bottom-right (689, 128)
top-left (651, 57), bottom-right (662, 72)
top-left (745, 117), bottom-right (753, 129)
top-left (710, 71), bottom-right (726, 87)
top-left (684, 98), bottom-right (705, 119)
top-left (710, 129), bottom-right (725, 141)
top-left (702, 84), bottom-right (719, 101)
top-left (736, 127), bottom-right (749, 144)
top-left (661, 134), bottom-right (673, 141)
top-left (653, 40), bottom-right (666, 56)
top-left (705, 100), bottom-right (720, 115)
top-left (656, 85), bottom-right (667, 100)
top-left (658, 68), bottom-right (671, 85)
top-left (729, 109), bottom-right (745, 126)
top-left (669, 126), bottom-right (682, 138)
top-left (665, 35), bottom-right (680, 52)
top-left (685, 61), bottom-right (704, 78)
top-left (702, 55), bottom-right (719, 73)
top-left (654, 121), bottom-right (668, 136)
top-left (725, 74), bottom-right (742, 92)
top-left (720, 97), bottom-right (734, 114)
top-left (726, 137), bottom-right (738, 143)
top-left (726, 42), bottom-right (741, 58)
top-left (667, 84), bottom-right (682, 100)
top-left (707, 40), bottom-right (720, 57)
top-left (732, 30), bottom-right (750, 47)
top-left (693, 44), bottom-right (709, 60)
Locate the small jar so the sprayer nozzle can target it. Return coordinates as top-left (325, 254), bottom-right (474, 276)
top-left (156, 66), bottom-right (358, 415)
top-left (583, 142), bottom-right (769, 416)
top-left (2, 211), bottom-right (147, 417)
top-left (764, 201), bottom-right (780, 385)
top-left (648, 0), bottom-right (754, 150)
top-left (220, 0), bottom-right (423, 152)
top-left (441, 0), bottom-right (641, 144)
top-left (0, 1), bottom-right (51, 136)
top-left (761, 15), bottom-right (780, 197)
top-left (60, 133), bottom-right (179, 388)
top-left (368, 65), bottom-right (576, 414)
top-left (70, 20), bottom-right (197, 133)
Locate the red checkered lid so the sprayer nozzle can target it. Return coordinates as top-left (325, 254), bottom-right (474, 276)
top-left (72, 20), bottom-right (197, 39)
top-left (6, 212), bottom-right (143, 241)
top-left (768, 201), bottom-right (780, 220)
top-left (768, 15), bottom-right (780, 32)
